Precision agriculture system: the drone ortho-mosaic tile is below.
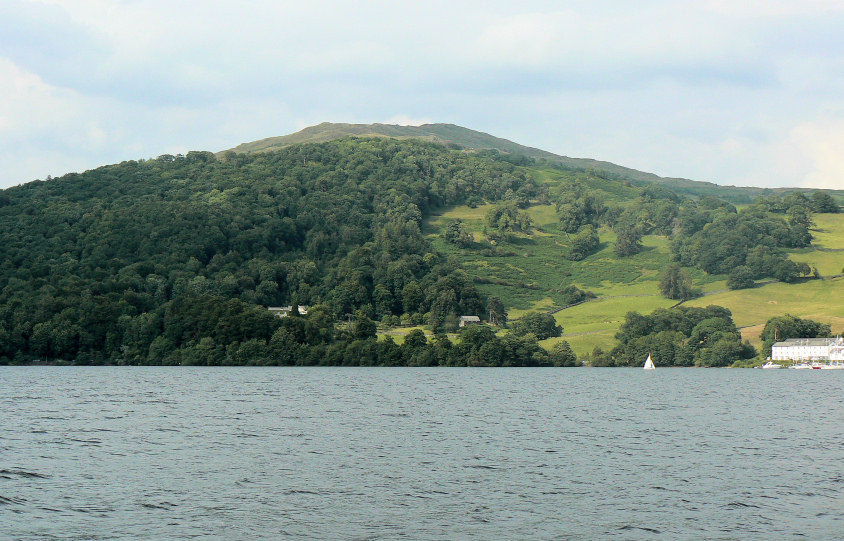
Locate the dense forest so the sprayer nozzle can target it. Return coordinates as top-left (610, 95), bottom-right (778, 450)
top-left (0, 138), bottom-right (555, 364)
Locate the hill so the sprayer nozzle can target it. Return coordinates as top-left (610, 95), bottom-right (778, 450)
top-left (225, 122), bottom-right (844, 205)
top-left (226, 122), bottom-right (562, 159)
top-left (0, 139), bottom-right (562, 366)
top-left (1, 127), bottom-right (841, 366)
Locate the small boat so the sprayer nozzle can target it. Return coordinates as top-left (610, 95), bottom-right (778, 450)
top-left (643, 354), bottom-right (655, 370)
top-left (791, 362), bottom-right (813, 369)
top-left (761, 361), bottom-right (782, 369)
top-left (821, 362), bottom-right (844, 370)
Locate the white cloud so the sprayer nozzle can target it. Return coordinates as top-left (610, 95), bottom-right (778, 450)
top-left (787, 118), bottom-right (844, 189)
top-left (0, 57), bottom-right (77, 137)
top-left (383, 115), bottom-right (433, 127)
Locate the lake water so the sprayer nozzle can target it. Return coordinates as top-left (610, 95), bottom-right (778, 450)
top-left (2, 367), bottom-right (844, 539)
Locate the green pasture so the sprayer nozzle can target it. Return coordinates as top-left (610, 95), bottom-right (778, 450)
top-left (423, 192), bottom-right (844, 360)
top-left (808, 214), bottom-right (844, 250)
top-left (377, 326), bottom-right (451, 345)
top-left (540, 294), bottom-right (677, 356)
top-left (789, 249), bottom-right (844, 277)
top-left (787, 214), bottom-right (844, 276)
top-left (542, 331), bottom-right (615, 358)
top-left (685, 277), bottom-right (844, 348)
top-left (528, 166), bottom-right (641, 202)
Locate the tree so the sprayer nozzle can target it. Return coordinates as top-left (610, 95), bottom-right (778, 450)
top-left (511, 312), bottom-right (562, 340)
top-left (772, 260), bottom-right (801, 283)
top-left (557, 202), bottom-right (586, 235)
top-left (760, 315), bottom-right (831, 357)
top-left (443, 219), bottom-right (473, 247)
top-left (811, 191), bottom-right (839, 213)
top-left (567, 225), bottom-right (600, 261)
top-left (694, 336), bottom-right (744, 367)
top-left (401, 282), bottom-right (424, 315)
top-left (611, 305), bottom-right (752, 367)
top-left (787, 205), bottom-right (813, 229)
top-left (402, 329), bottom-right (428, 351)
top-left (549, 341), bottom-right (578, 366)
top-left (352, 311), bottom-right (377, 340)
top-left (486, 297), bottom-right (508, 326)
top-left (689, 317), bottom-right (739, 349)
top-left (485, 201), bottom-right (533, 238)
top-left (658, 264), bottom-right (698, 300)
top-left (613, 216), bottom-right (643, 257)
top-left (556, 183), bottom-right (605, 234)
top-left (727, 266), bottom-right (755, 290)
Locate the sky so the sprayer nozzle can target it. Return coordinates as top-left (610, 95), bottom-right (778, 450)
top-left (2, 0), bottom-right (844, 190)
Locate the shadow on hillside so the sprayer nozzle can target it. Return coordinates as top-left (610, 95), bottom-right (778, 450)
top-left (505, 236), bottom-right (538, 247)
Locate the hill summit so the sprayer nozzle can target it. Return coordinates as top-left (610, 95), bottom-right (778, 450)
top-left (224, 122), bottom-right (842, 203)
top-left (225, 121), bottom-right (663, 183)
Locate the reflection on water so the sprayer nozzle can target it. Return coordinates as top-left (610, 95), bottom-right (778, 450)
top-left (2, 366), bottom-right (843, 539)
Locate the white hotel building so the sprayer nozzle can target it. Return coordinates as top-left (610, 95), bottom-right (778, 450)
top-left (771, 337), bottom-right (844, 362)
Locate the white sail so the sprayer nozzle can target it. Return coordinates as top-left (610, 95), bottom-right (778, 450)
top-left (643, 354), bottom-right (655, 370)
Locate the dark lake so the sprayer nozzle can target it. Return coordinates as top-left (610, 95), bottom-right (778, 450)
top-left (2, 366), bottom-right (843, 539)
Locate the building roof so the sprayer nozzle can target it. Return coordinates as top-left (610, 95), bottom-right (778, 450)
top-left (459, 315), bottom-right (480, 322)
top-left (773, 338), bottom-right (838, 347)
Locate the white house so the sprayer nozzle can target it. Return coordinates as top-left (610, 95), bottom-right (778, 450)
top-left (267, 305), bottom-right (308, 317)
top-left (771, 337), bottom-right (844, 361)
top-left (459, 315), bottom-right (481, 327)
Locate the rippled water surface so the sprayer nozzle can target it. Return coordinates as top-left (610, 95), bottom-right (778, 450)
top-left (2, 367), bottom-right (844, 539)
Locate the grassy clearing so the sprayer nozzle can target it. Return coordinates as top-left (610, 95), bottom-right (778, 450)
top-left (541, 295), bottom-right (677, 355)
top-left (429, 222), bottom-right (680, 310)
top-left (377, 326), bottom-right (443, 345)
top-left (808, 214), bottom-right (844, 250)
top-left (787, 214), bottom-right (844, 276)
top-left (686, 277), bottom-right (844, 327)
top-left (528, 166), bottom-right (641, 202)
top-left (527, 204), bottom-right (560, 228)
top-left (542, 330), bottom-right (616, 357)
top-left (789, 249), bottom-right (844, 277)
top-left (557, 295), bottom-right (676, 333)
top-left (508, 297), bottom-right (558, 319)
top-left (428, 204), bottom-right (494, 224)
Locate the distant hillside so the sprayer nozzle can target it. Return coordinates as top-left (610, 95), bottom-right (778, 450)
top-left (225, 122), bottom-right (555, 159)
top-left (224, 122), bottom-right (844, 204)
top-left (225, 122), bottom-right (675, 185)
top-left (2, 132), bottom-right (840, 366)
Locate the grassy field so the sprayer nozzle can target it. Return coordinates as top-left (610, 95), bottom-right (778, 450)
top-left (377, 326), bottom-right (445, 345)
top-left (788, 214), bottom-right (844, 276)
top-left (421, 168), bottom-right (844, 359)
top-left (541, 294), bottom-right (678, 355)
top-left (685, 276), bottom-right (844, 349)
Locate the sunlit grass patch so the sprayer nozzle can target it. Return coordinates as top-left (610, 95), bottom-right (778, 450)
top-left (526, 204), bottom-right (559, 227)
top-left (685, 277), bottom-right (844, 329)
top-left (507, 297), bottom-right (557, 319)
top-left (789, 249), bottom-right (844, 277)
top-left (541, 330), bottom-right (616, 357)
top-left (377, 325), bottom-right (435, 345)
top-left (809, 214), bottom-right (844, 250)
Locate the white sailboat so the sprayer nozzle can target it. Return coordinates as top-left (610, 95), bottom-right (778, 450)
top-left (643, 354), bottom-right (655, 370)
